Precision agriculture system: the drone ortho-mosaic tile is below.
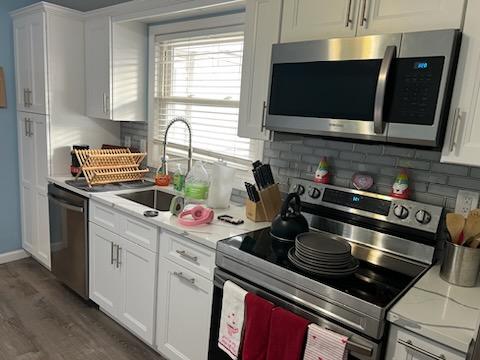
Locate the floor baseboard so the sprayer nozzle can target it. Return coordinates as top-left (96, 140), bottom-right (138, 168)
top-left (0, 249), bottom-right (30, 265)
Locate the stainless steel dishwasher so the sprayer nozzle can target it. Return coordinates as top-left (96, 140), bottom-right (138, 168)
top-left (48, 184), bottom-right (89, 299)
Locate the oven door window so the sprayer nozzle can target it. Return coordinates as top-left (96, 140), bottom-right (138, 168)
top-left (268, 59), bottom-right (382, 121)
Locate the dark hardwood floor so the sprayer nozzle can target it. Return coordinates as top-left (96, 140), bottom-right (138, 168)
top-left (0, 257), bottom-right (166, 360)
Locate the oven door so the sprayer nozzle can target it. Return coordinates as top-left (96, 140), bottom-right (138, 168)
top-left (265, 34), bottom-right (401, 142)
top-left (208, 268), bottom-right (380, 360)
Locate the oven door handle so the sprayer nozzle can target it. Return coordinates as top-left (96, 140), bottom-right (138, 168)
top-left (214, 269), bottom-right (374, 357)
top-left (374, 45), bottom-right (396, 134)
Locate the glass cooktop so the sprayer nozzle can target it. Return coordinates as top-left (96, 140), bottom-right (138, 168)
top-left (225, 228), bottom-right (418, 308)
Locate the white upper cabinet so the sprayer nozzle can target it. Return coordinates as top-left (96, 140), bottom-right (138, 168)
top-left (441, 0), bottom-right (480, 166)
top-left (238, 0), bottom-right (283, 140)
top-left (85, 16), bottom-right (112, 120)
top-left (13, 12), bottom-right (47, 114)
top-left (85, 16), bottom-right (147, 121)
top-left (357, 0), bottom-right (466, 36)
top-left (281, 0), bottom-right (359, 42)
top-left (280, 0), bottom-right (465, 43)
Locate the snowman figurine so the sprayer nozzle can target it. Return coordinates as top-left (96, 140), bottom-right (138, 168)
top-left (391, 170), bottom-right (410, 199)
top-left (314, 157), bottom-right (330, 184)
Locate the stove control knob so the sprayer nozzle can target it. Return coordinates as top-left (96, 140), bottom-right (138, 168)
top-left (393, 205), bottom-right (409, 219)
top-left (293, 184), bottom-right (305, 195)
top-left (308, 187), bottom-right (321, 199)
top-left (415, 210), bottom-right (432, 225)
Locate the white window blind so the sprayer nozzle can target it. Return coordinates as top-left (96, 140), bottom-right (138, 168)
top-left (151, 31), bottom-right (261, 168)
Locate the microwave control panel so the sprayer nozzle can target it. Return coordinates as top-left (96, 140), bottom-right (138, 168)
top-left (387, 56), bottom-right (445, 126)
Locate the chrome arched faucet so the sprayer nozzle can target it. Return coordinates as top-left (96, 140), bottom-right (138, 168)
top-left (161, 117), bottom-right (193, 175)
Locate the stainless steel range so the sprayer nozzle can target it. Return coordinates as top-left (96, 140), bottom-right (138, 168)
top-left (209, 178), bottom-right (444, 359)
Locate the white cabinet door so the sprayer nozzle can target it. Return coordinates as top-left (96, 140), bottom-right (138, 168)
top-left (357, 0), bottom-right (465, 36)
top-left (441, 0), bottom-right (480, 166)
top-left (27, 12), bottom-right (47, 115)
top-left (89, 223), bottom-right (122, 316)
top-left (386, 325), bottom-right (465, 360)
top-left (85, 16), bottom-right (111, 120)
top-left (13, 17), bottom-right (31, 113)
top-left (13, 13), bottom-right (47, 114)
top-left (238, 0), bottom-right (282, 140)
top-left (118, 239), bottom-right (157, 345)
top-left (17, 113), bottom-right (35, 254)
top-left (281, 0), bottom-right (359, 43)
top-left (156, 259), bottom-right (213, 360)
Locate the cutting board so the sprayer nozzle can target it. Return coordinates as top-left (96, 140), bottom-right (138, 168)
top-left (0, 67), bottom-right (5, 108)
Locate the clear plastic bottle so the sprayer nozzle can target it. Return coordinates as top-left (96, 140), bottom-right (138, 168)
top-left (173, 163), bottom-right (186, 192)
top-left (184, 161), bottom-right (210, 203)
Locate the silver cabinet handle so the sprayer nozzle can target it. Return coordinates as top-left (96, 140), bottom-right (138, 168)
top-left (398, 339), bottom-right (446, 360)
top-left (28, 118), bottom-right (33, 137)
top-left (116, 246), bottom-right (121, 268)
top-left (261, 100), bottom-right (267, 132)
top-left (27, 89), bottom-right (32, 107)
top-left (345, 0), bottom-right (353, 27)
top-left (105, 94), bottom-right (110, 115)
top-left (174, 271), bottom-right (195, 284)
top-left (374, 46), bottom-right (396, 134)
top-left (360, 0), bottom-right (368, 27)
top-left (102, 93), bottom-right (107, 114)
top-left (23, 89), bottom-right (27, 107)
top-left (24, 118), bottom-right (28, 137)
top-left (112, 243), bottom-right (117, 266)
top-left (449, 107), bottom-right (462, 152)
top-left (176, 249), bottom-right (198, 262)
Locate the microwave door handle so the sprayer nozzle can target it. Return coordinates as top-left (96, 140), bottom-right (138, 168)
top-left (374, 45), bottom-right (396, 134)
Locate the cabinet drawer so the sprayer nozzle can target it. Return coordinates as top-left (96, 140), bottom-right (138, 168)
top-left (118, 214), bottom-right (158, 253)
top-left (90, 202), bottom-right (117, 231)
top-left (387, 325), bottom-right (465, 360)
top-left (161, 231), bottom-right (215, 279)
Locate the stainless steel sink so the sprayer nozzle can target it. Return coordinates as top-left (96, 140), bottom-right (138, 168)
top-left (117, 190), bottom-right (174, 211)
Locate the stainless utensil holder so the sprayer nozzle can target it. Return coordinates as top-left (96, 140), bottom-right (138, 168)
top-left (440, 240), bottom-right (480, 287)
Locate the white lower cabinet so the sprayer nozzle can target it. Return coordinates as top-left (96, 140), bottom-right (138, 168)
top-left (156, 258), bottom-right (213, 360)
top-left (386, 325), bottom-right (465, 360)
top-left (89, 222), bottom-right (157, 345)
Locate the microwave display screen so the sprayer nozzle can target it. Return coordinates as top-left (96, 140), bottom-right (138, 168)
top-left (269, 59), bottom-right (382, 121)
top-left (414, 61), bottom-right (429, 69)
top-left (322, 188), bottom-right (391, 216)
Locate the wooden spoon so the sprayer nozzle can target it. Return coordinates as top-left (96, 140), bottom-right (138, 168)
top-left (463, 213), bottom-right (480, 241)
top-left (446, 213), bottom-right (465, 244)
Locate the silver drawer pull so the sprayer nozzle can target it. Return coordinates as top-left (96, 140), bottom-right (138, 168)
top-left (174, 271), bottom-right (195, 284)
top-left (398, 339), bottom-right (446, 360)
top-left (176, 249), bottom-right (198, 262)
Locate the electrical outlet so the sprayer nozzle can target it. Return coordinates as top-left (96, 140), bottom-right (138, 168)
top-left (140, 139), bottom-right (147, 153)
top-left (124, 136), bottom-right (131, 148)
top-left (455, 190), bottom-right (480, 217)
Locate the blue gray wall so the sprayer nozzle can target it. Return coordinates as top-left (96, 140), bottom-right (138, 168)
top-left (0, 0), bottom-right (40, 254)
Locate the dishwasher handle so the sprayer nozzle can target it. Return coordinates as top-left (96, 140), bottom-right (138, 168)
top-left (48, 194), bottom-right (84, 213)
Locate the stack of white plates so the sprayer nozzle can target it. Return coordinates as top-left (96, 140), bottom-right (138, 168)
top-left (288, 232), bottom-right (359, 278)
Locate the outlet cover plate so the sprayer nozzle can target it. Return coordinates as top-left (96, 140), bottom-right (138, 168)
top-left (455, 190), bottom-right (479, 217)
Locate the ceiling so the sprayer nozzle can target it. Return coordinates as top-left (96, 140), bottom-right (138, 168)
top-left (45, 0), bottom-right (132, 12)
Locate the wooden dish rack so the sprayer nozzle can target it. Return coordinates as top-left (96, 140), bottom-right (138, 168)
top-left (74, 148), bottom-right (149, 187)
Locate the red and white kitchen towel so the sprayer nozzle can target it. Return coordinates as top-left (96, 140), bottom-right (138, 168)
top-left (303, 323), bottom-right (349, 360)
top-left (218, 281), bottom-right (248, 360)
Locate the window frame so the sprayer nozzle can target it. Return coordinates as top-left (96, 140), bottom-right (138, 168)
top-left (147, 13), bottom-right (263, 188)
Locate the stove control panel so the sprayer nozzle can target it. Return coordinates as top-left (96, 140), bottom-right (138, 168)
top-left (289, 178), bottom-right (443, 234)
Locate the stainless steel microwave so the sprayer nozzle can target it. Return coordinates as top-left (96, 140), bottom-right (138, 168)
top-left (265, 29), bottom-right (461, 147)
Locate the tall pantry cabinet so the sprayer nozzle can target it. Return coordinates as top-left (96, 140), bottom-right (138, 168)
top-left (11, 3), bottom-right (120, 268)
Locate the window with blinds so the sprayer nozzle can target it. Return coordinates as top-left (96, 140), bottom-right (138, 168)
top-left (151, 32), bottom-right (261, 168)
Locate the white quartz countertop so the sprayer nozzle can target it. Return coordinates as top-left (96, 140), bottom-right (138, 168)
top-left (387, 265), bottom-right (480, 354)
top-left (48, 176), bottom-right (270, 249)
